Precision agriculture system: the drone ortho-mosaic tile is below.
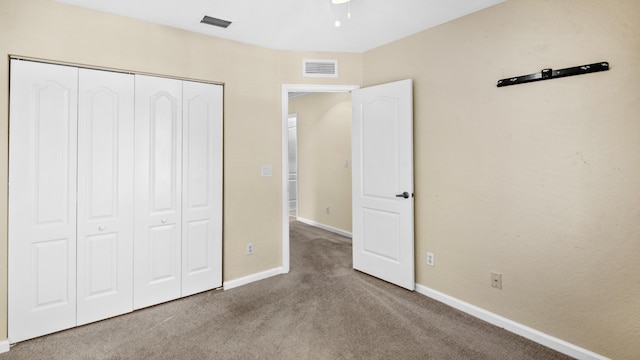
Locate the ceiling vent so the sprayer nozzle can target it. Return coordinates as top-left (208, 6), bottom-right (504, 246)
top-left (201, 15), bottom-right (232, 29)
top-left (303, 59), bottom-right (338, 78)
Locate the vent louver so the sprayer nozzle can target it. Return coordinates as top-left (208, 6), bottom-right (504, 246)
top-left (201, 15), bottom-right (232, 28)
top-left (303, 59), bottom-right (338, 78)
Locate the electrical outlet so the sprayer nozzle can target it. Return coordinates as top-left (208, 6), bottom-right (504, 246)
top-left (426, 252), bottom-right (435, 267)
top-left (491, 272), bottom-right (502, 289)
top-left (326, 206), bottom-right (330, 214)
top-left (246, 243), bottom-right (254, 255)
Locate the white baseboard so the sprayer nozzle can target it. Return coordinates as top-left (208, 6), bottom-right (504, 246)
top-left (0, 339), bottom-right (9, 353)
top-left (223, 267), bottom-right (285, 291)
top-left (296, 217), bottom-right (352, 238)
top-left (415, 284), bottom-right (609, 360)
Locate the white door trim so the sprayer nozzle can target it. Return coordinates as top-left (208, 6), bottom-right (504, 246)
top-left (280, 84), bottom-right (359, 273)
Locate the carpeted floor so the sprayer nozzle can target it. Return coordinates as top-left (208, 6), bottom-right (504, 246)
top-left (1, 221), bottom-right (574, 359)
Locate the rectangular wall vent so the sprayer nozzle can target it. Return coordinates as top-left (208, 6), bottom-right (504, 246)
top-left (201, 15), bottom-right (232, 28)
top-left (303, 59), bottom-right (338, 78)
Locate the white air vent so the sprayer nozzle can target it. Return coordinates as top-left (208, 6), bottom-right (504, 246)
top-left (303, 59), bottom-right (338, 78)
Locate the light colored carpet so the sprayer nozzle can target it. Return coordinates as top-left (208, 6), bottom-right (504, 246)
top-left (1, 221), bottom-right (573, 359)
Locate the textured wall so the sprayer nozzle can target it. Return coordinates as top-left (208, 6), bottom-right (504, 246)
top-left (362, 0), bottom-right (640, 358)
top-left (3, 0), bottom-right (637, 358)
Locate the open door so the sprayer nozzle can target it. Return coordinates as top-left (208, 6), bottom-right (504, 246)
top-left (352, 79), bottom-right (414, 290)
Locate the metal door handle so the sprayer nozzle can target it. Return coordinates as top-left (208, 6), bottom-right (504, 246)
top-left (395, 192), bottom-right (410, 199)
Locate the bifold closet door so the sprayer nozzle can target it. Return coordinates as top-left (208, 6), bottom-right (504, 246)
top-left (134, 75), bottom-right (183, 309)
top-left (8, 60), bottom-right (79, 342)
top-left (9, 61), bottom-right (223, 341)
top-left (181, 81), bottom-right (223, 296)
top-left (76, 68), bottom-right (135, 325)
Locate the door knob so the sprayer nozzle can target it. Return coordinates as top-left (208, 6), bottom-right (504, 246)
top-left (395, 192), bottom-right (410, 199)
top-left (161, 218), bottom-right (167, 224)
top-left (98, 226), bottom-right (105, 231)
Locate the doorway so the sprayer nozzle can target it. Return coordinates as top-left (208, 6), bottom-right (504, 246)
top-left (280, 84), bottom-right (359, 273)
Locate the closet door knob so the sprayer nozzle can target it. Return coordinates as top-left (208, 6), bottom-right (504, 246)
top-left (161, 218), bottom-right (167, 224)
top-left (98, 226), bottom-right (105, 231)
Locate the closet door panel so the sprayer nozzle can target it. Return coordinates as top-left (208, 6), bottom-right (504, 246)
top-left (181, 81), bottom-right (223, 296)
top-left (8, 60), bottom-right (78, 342)
top-left (134, 75), bottom-right (183, 309)
top-left (76, 69), bottom-right (134, 325)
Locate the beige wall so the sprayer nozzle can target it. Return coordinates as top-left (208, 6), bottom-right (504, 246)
top-left (363, 0), bottom-right (640, 359)
top-left (289, 93), bottom-right (352, 233)
top-left (2, 0), bottom-right (637, 358)
top-left (0, 0), bottom-right (362, 341)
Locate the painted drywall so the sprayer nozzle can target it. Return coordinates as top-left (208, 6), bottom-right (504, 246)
top-left (289, 93), bottom-right (352, 233)
top-left (3, 0), bottom-right (637, 358)
top-left (362, 0), bottom-right (640, 358)
top-left (0, 0), bottom-right (362, 341)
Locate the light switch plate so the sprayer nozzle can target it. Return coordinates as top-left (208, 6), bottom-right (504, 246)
top-left (261, 165), bottom-right (272, 177)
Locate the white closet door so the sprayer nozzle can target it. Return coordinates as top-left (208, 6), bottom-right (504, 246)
top-left (76, 69), bottom-right (135, 325)
top-left (181, 81), bottom-right (223, 296)
top-left (8, 60), bottom-right (78, 342)
top-left (134, 75), bottom-right (183, 309)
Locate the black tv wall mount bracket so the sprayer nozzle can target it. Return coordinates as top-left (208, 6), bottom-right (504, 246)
top-left (497, 61), bottom-right (609, 87)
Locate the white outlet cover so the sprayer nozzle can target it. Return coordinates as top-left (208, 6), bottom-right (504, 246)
top-left (427, 252), bottom-right (435, 266)
top-left (261, 165), bottom-right (272, 177)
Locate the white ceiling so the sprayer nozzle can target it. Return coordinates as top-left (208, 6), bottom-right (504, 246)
top-left (55, 0), bottom-right (505, 53)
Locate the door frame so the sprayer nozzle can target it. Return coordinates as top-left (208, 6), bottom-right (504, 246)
top-left (280, 84), bottom-right (359, 273)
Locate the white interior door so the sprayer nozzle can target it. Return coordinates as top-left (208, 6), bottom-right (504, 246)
top-left (76, 68), bottom-right (135, 325)
top-left (351, 79), bottom-right (414, 290)
top-left (8, 60), bottom-right (79, 342)
top-left (181, 81), bottom-right (223, 296)
top-left (134, 75), bottom-right (183, 309)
